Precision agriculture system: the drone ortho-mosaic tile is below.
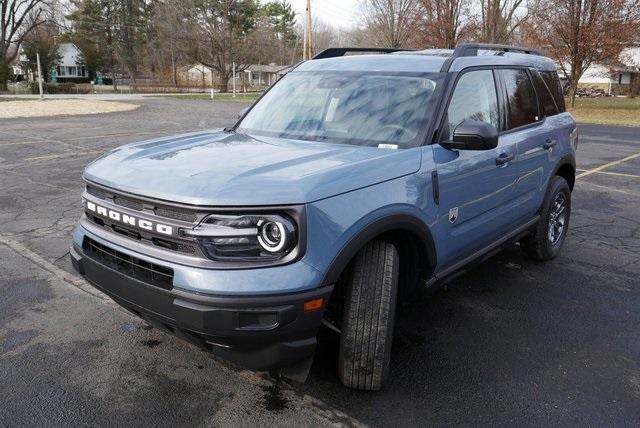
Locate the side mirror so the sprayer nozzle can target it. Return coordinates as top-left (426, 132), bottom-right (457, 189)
top-left (238, 106), bottom-right (249, 119)
top-left (441, 120), bottom-right (498, 151)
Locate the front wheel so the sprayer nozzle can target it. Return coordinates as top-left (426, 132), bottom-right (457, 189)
top-left (523, 176), bottom-right (571, 260)
top-left (339, 241), bottom-right (399, 391)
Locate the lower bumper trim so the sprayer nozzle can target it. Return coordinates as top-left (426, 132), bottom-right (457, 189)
top-left (70, 244), bottom-right (332, 371)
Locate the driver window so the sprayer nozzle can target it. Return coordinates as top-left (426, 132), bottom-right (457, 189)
top-left (442, 70), bottom-right (499, 141)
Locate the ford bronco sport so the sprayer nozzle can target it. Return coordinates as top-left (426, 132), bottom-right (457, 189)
top-left (71, 43), bottom-right (577, 390)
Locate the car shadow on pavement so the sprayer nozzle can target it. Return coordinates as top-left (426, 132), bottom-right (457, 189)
top-left (295, 240), bottom-right (640, 426)
top-left (308, 244), bottom-right (529, 387)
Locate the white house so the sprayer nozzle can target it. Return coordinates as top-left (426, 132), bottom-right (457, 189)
top-left (8, 43), bottom-right (28, 80)
top-left (181, 63), bottom-right (290, 89)
top-left (578, 47), bottom-right (640, 94)
top-left (8, 42), bottom-right (89, 82)
top-left (244, 64), bottom-right (290, 86)
top-left (54, 43), bottom-right (88, 79)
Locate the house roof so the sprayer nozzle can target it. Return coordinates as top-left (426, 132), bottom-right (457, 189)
top-left (184, 63), bottom-right (291, 74)
top-left (621, 47), bottom-right (640, 66)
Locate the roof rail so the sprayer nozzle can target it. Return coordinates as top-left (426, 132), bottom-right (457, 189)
top-left (313, 47), bottom-right (415, 60)
top-left (440, 42), bottom-right (542, 72)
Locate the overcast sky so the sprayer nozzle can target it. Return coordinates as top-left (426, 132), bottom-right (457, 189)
top-left (288, 0), bottom-right (361, 29)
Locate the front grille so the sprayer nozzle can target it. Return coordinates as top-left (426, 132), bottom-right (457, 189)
top-left (155, 206), bottom-right (198, 223)
top-left (114, 195), bottom-right (144, 211)
top-left (86, 185), bottom-right (108, 200)
top-left (83, 237), bottom-right (173, 290)
top-left (152, 237), bottom-right (196, 254)
top-left (86, 214), bottom-right (197, 255)
top-left (85, 184), bottom-right (198, 223)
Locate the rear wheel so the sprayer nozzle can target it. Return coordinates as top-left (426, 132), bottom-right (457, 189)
top-left (523, 176), bottom-right (571, 260)
top-left (339, 241), bottom-right (399, 391)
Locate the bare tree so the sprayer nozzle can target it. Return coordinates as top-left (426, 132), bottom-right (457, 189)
top-left (1, 0), bottom-right (47, 91)
top-left (20, 20), bottom-right (60, 82)
top-left (183, 0), bottom-right (260, 92)
top-left (417, 0), bottom-right (473, 48)
top-left (146, 0), bottom-right (190, 85)
top-left (312, 20), bottom-right (348, 51)
top-left (478, 0), bottom-right (529, 43)
top-left (360, 0), bottom-right (420, 48)
top-left (527, 0), bottom-right (640, 106)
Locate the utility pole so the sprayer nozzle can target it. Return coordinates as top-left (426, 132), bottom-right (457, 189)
top-left (303, 0), bottom-right (314, 60)
top-left (232, 62), bottom-right (236, 97)
top-left (36, 52), bottom-right (44, 100)
top-left (302, 12), bottom-right (307, 60)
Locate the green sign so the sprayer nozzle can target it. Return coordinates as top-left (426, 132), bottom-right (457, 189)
top-left (96, 75), bottom-right (103, 85)
top-left (50, 70), bottom-right (57, 83)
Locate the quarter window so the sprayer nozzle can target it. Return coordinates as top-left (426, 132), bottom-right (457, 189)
top-left (442, 69), bottom-right (499, 141)
top-left (540, 71), bottom-right (566, 112)
top-left (501, 69), bottom-right (540, 129)
top-left (531, 71), bottom-right (559, 116)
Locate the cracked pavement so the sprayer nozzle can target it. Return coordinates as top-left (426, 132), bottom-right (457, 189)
top-left (1, 100), bottom-right (639, 426)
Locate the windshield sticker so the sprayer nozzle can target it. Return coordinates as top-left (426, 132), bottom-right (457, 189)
top-left (378, 144), bottom-right (398, 149)
top-left (325, 97), bottom-right (340, 122)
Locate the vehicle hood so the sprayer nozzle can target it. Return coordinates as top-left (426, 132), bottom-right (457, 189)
top-left (83, 130), bottom-right (421, 206)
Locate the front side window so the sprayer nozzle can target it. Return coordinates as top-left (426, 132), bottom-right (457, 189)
top-left (237, 71), bottom-right (443, 148)
top-left (501, 69), bottom-right (540, 130)
top-left (442, 69), bottom-right (499, 141)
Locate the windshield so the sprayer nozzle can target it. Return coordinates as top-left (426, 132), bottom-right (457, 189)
top-left (237, 71), bottom-right (443, 148)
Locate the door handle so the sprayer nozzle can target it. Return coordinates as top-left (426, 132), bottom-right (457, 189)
top-left (495, 152), bottom-right (515, 166)
top-left (543, 138), bottom-right (557, 150)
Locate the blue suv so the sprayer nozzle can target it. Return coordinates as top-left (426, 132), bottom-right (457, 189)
top-left (71, 43), bottom-right (577, 390)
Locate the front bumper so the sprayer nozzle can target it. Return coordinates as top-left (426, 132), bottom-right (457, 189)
top-left (70, 242), bottom-right (333, 371)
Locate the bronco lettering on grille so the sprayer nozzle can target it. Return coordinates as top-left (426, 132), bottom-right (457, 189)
top-left (83, 199), bottom-right (174, 236)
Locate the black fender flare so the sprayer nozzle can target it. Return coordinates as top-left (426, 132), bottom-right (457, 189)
top-left (551, 154), bottom-right (576, 189)
top-left (534, 154), bottom-right (576, 215)
top-left (320, 207), bottom-right (437, 286)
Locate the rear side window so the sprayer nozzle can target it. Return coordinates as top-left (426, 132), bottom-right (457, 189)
top-left (540, 71), bottom-right (566, 112)
top-left (441, 69), bottom-right (500, 140)
top-left (500, 69), bottom-right (540, 130)
top-left (531, 71), bottom-right (559, 116)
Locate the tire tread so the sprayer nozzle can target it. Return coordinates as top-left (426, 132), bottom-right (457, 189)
top-left (339, 241), bottom-right (399, 390)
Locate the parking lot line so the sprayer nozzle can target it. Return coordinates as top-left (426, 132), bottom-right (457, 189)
top-left (576, 169), bottom-right (640, 179)
top-left (22, 149), bottom-right (106, 163)
top-left (0, 234), bottom-right (110, 301)
top-left (576, 152), bottom-right (640, 180)
top-left (0, 233), bottom-right (367, 427)
top-left (0, 140), bottom-right (48, 146)
top-left (578, 181), bottom-right (640, 197)
top-left (0, 149), bottom-right (106, 170)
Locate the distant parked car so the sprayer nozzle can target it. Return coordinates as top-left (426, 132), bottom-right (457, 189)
top-left (71, 43), bottom-right (577, 390)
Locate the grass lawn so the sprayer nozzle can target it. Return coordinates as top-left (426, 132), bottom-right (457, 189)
top-left (567, 97), bottom-right (640, 126)
top-left (158, 93), bottom-right (261, 103)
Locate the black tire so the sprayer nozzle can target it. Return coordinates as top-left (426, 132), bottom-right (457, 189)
top-left (523, 176), bottom-right (571, 260)
top-left (339, 241), bottom-right (399, 391)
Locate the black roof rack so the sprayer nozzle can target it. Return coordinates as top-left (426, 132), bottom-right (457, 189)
top-left (440, 42), bottom-right (542, 72)
top-left (313, 47), bottom-right (415, 60)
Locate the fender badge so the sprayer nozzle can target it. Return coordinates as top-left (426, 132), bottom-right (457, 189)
top-left (449, 207), bottom-right (459, 223)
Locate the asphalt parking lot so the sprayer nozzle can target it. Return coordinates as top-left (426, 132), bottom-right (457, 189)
top-left (1, 98), bottom-right (639, 426)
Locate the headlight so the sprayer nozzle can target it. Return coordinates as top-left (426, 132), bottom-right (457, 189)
top-left (182, 213), bottom-right (298, 261)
